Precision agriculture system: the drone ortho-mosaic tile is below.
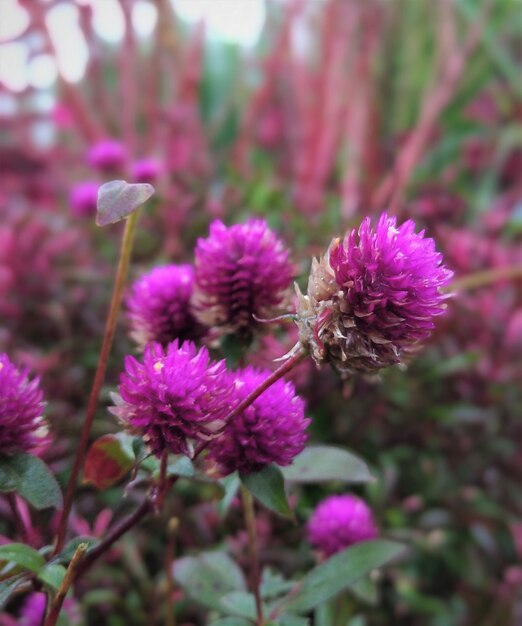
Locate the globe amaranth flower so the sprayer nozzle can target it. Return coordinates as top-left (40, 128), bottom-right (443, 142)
top-left (193, 219), bottom-right (294, 340)
top-left (0, 354), bottom-right (48, 455)
top-left (110, 341), bottom-right (233, 457)
top-left (69, 181), bottom-right (99, 218)
top-left (307, 494), bottom-right (378, 557)
top-left (296, 213), bottom-right (453, 374)
top-left (131, 158), bottom-right (163, 183)
top-left (207, 366), bottom-right (309, 476)
top-left (87, 139), bottom-right (127, 171)
top-left (126, 265), bottom-right (205, 349)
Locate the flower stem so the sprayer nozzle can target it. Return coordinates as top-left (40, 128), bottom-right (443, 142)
top-left (449, 266), bottom-right (522, 292)
top-left (165, 517), bottom-right (179, 626)
top-left (240, 484), bottom-right (264, 626)
top-left (54, 210), bottom-right (141, 554)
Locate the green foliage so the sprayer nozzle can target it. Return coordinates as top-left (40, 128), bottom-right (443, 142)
top-left (0, 453), bottom-right (62, 510)
top-left (241, 465), bottom-right (293, 519)
top-left (281, 446), bottom-right (374, 484)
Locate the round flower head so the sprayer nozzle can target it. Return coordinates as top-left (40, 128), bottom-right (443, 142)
top-left (126, 265), bottom-right (205, 349)
top-left (87, 139), bottom-right (127, 171)
top-left (194, 219), bottom-right (293, 340)
top-left (131, 158), bottom-right (163, 183)
top-left (0, 354), bottom-right (48, 455)
top-left (110, 341), bottom-right (233, 457)
top-left (69, 181), bottom-right (99, 218)
top-left (307, 494), bottom-right (378, 557)
top-left (207, 366), bottom-right (309, 476)
top-left (296, 213), bottom-right (453, 374)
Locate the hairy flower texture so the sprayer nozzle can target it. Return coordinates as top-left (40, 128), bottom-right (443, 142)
top-left (194, 219), bottom-right (293, 339)
top-left (207, 366), bottom-right (309, 476)
top-left (131, 158), bottom-right (163, 183)
top-left (110, 342), bottom-right (233, 457)
top-left (126, 265), bottom-right (205, 348)
top-left (87, 139), bottom-right (127, 172)
top-left (296, 213), bottom-right (453, 374)
top-left (307, 494), bottom-right (378, 557)
top-left (70, 181), bottom-right (99, 218)
top-left (0, 354), bottom-right (48, 454)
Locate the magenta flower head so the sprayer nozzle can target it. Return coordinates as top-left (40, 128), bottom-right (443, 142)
top-left (0, 354), bottom-right (48, 455)
top-left (194, 219), bottom-right (294, 340)
top-left (296, 213), bottom-right (453, 374)
top-left (69, 181), bottom-right (99, 218)
top-left (126, 265), bottom-right (205, 349)
top-left (131, 158), bottom-right (163, 183)
top-left (110, 341), bottom-right (233, 457)
top-left (20, 593), bottom-right (81, 626)
top-left (207, 366), bottom-right (309, 476)
top-left (307, 494), bottom-right (378, 557)
top-left (87, 139), bottom-right (127, 172)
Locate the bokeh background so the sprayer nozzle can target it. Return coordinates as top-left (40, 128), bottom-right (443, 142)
top-left (1, 1), bottom-right (521, 625)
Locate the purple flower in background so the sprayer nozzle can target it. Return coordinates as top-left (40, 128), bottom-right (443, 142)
top-left (296, 213), bottom-right (453, 373)
top-left (19, 593), bottom-right (81, 626)
top-left (0, 354), bottom-right (48, 455)
top-left (194, 219), bottom-right (294, 339)
top-left (207, 366), bottom-right (309, 475)
top-left (69, 181), bottom-right (99, 218)
top-left (110, 341), bottom-right (233, 457)
top-left (126, 265), bottom-right (205, 349)
top-left (307, 494), bottom-right (378, 557)
top-left (131, 158), bottom-right (163, 183)
top-left (87, 139), bottom-right (127, 171)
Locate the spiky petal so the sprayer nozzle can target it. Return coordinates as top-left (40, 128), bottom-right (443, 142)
top-left (110, 341), bottom-right (233, 457)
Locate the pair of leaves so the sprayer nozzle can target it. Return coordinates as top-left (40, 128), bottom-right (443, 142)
top-left (0, 453), bottom-right (62, 510)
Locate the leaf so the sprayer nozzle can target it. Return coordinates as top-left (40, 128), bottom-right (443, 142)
top-left (173, 551), bottom-right (246, 611)
top-left (84, 433), bottom-right (135, 489)
top-left (37, 563), bottom-right (66, 590)
top-left (278, 615), bottom-right (311, 626)
top-left (166, 455), bottom-right (195, 479)
top-left (0, 453), bottom-right (63, 510)
top-left (220, 591), bottom-right (257, 620)
top-left (0, 543), bottom-right (45, 573)
top-left (209, 620), bottom-right (252, 626)
top-left (0, 573), bottom-right (30, 610)
top-left (277, 540), bottom-right (405, 614)
top-left (218, 472), bottom-right (240, 518)
top-left (281, 446), bottom-right (374, 484)
top-left (96, 180), bottom-right (155, 226)
top-left (241, 465), bottom-right (293, 519)
top-left (58, 537), bottom-right (99, 564)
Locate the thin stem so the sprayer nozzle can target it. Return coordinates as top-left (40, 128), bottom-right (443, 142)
top-left (449, 266), bottom-right (522, 292)
top-left (44, 543), bottom-right (88, 626)
top-left (165, 518), bottom-right (179, 626)
top-left (54, 211), bottom-right (141, 554)
top-left (240, 484), bottom-right (263, 626)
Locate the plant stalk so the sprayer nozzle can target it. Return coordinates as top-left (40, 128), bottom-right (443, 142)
top-left (241, 484), bottom-right (264, 626)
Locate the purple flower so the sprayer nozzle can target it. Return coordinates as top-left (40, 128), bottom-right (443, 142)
top-left (69, 181), bottom-right (99, 218)
top-left (110, 341), bottom-right (233, 457)
top-left (0, 354), bottom-right (48, 455)
top-left (19, 593), bottom-right (81, 626)
top-left (307, 494), bottom-right (378, 557)
top-left (207, 366), bottom-right (309, 475)
top-left (126, 265), bottom-right (205, 348)
top-left (131, 158), bottom-right (163, 183)
top-left (194, 220), bottom-right (293, 340)
top-left (296, 213), bottom-right (453, 373)
top-left (87, 139), bottom-right (127, 171)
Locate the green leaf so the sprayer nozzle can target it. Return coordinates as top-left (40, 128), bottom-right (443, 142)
top-left (173, 551), bottom-right (246, 611)
top-left (0, 543), bottom-right (45, 573)
top-left (278, 615), bottom-right (311, 626)
top-left (209, 620), bottom-right (252, 626)
top-left (166, 455), bottom-right (195, 479)
top-left (281, 446), bottom-right (374, 484)
top-left (220, 591), bottom-right (257, 619)
top-left (241, 465), bottom-right (293, 519)
top-left (37, 563), bottom-right (66, 590)
top-left (0, 573), bottom-right (30, 609)
top-left (277, 540), bottom-right (404, 614)
top-left (58, 537), bottom-right (99, 564)
top-left (84, 433), bottom-right (135, 490)
top-left (0, 453), bottom-right (62, 510)
top-left (218, 472), bottom-right (240, 518)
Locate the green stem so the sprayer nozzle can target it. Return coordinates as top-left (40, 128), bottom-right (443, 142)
top-left (241, 484), bottom-right (264, 626)
top-left (54, 211), bottom-right (141, 554)
top-left (449, 266), bottom-right (522, 292)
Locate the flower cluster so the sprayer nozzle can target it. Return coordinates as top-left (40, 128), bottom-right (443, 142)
top-left (207, 366), bottom-right (309, 475)
top-left (0, 354), bottom-right (48, 455)
top-left (126, 265), bottom-right (205, 349)
top-left (296, 213), bottom-right (453, 374)
top-left (193, 219), bottom-right (293, 340)
top-left (307, 494), bottom-right (378, 557)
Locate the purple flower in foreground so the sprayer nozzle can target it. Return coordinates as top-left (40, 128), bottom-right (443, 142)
top-left (87, 139), bottom-right (127, 171)
top-left (110, 342), bottom-right (233, 457)
top-left (207, 366), bottom-right (309, 475)
top-left (0, 354), bottom-right (48, 455)
top-left (296, 213), bottom-right (453, 373)
top-left (131, 158), bottom-right (163, 183)
top-left (126, 265), bottom-right (205, 349)
top-left (307, 494), bottom-right (378, 557)
top-left (194, 219), bottom-right (293, 339)
top-left (69, 181), bottom-right (99, 218)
